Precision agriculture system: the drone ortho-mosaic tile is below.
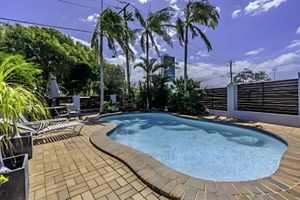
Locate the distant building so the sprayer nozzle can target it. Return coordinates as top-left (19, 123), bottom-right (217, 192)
top-left (161, 55), bottom-right (175, 81)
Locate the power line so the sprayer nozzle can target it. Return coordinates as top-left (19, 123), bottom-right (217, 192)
top-left (115, 0), bottom-right (148, 17)
top-left (188, 42), bottom-right (227, 63)
top-left (57, 0), bottom-right (118, 11)
top-left (187, 44), bottom-right (227, 65)
top-left (0, 17), bottom-right (94, 33)
top-left (57, 0), bottom-right (98, 11)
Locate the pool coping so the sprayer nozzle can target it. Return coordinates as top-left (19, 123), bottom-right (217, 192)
top-left (89, 112), bottom-right (300, 199)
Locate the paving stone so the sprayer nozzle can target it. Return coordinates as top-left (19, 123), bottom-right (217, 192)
top-left (29, 118), bottom-right (300, 200)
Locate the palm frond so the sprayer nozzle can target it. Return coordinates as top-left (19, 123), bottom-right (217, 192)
top-left (148, 33), bottom-right (160, 57)
top-left (95, 8), bottom-right (135, 61)
top-left (194, 26), bottom-right (212, 51)
top-left (134, 7), bottom-right (174, 58)
top-left (188, 0), bottom-right (219, 28)
top-left (176, 18), bottom-right (185, 46)
top-left (135, 9), bottom-right (146, 28)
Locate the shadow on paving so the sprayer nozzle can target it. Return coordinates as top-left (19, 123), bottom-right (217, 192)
top-left (33, 132), bottom-right (81, 145)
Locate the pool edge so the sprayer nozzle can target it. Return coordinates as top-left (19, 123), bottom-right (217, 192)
top-left (89, 112), bottom-right (299, 200)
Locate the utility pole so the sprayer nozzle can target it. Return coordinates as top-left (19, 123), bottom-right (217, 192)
top-left (228, 60), bottom-right (235, 84)
top-left (118, 3), bottom-right (132, 103)
top-left (272, 67), bottom-right (277, 81)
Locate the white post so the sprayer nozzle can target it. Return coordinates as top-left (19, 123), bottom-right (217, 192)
top-left (298, 73), bottom-right (300, 116)
top-left (72, 95), bottom-right (81, 113)
top-left (227, 83), bottom-right (237, 114)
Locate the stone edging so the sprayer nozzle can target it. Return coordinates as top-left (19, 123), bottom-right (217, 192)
top-left (89, 112), bottom-right (300, 200)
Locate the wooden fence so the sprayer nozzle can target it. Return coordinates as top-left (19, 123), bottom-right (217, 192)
top-left (237, 79), bottom-right (299, 115)
top-left (202, 88), bottom-right (227, 111)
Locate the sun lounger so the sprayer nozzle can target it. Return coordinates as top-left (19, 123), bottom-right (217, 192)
top-left (32, 121), bottom-right (84, 139)
top-left (1, 119), bottom-right (84, 139)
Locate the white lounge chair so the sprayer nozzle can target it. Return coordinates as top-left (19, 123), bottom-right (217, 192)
top-left (1, 119), bottom-right (84, 139)
top-left (32, 121), bottom-right (84, 139)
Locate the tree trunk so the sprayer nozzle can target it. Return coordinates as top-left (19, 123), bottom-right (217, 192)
top-left (146, 34), bottom-right (150, 110)
top-left (99, 33), bottom-right (104, 113)
top-left (125, 50), bottom-right (131, 100)
top-left (184, 24), bottom-right (189, 94)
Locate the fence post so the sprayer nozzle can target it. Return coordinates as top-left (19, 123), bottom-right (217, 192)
top-left (298, 73), bottom-right (300, 116)
top-left (227, 83), bottom-right (237, 113)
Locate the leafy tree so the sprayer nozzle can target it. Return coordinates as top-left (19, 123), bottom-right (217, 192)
top-left (176, 0), bottom-right (219, 92)
top-left (91, 8), bottom-right (135, 113)
top-left (61, 62), bottom-right (94, 95)
top-left (0, 23), bottom-right (98, 95)
top-left (134, 57), bottom-right (166, 109)
top-left (170, 77), bottom-right (206, 115)
top-left (135, 7), bottom-right (174, 63)
top-left (104, 63), bottom-right (125, 95)
top-left (234, 68), bottom-right (271, 84)
top-left (151, 75), bottom-right (170, 109)
top-left (134, 81), bottom-right (148, 109)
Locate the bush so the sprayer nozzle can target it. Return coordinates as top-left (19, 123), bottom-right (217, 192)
top-left (169, 77), bottom-right (206, 115)
top-left (103, 101), bottom-right (116, 113)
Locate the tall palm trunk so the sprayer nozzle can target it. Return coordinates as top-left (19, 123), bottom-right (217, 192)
top-left (125, 49), bottom-right (131, 100)
top-left (99, 33), bottom-right (104, 113)
top-left (184, 5), bottom-right (190, 94)
top-left (145, 33), bottom-right (150, 110)
top-left (184, 24), bottom-right (189, 94)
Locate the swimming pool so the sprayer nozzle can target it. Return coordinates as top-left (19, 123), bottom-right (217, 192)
top-left (100, 113), bottom-right (287, 182)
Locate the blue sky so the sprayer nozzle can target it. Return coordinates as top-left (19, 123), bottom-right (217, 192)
top-left (1, 0), bottom-right (300, 87)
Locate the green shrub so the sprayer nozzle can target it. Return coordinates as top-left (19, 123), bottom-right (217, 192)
top-left (170, 77), bottom-right (206, 115)
top-left (103, 101), bottom-right (116, 113)
top-left (0, 175), bottom-right (9, 185)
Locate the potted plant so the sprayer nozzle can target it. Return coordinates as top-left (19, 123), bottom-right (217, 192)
top-left (0, 53), bottom-right (46, 159)
top-left (0, 55), bottom-right (48, 200)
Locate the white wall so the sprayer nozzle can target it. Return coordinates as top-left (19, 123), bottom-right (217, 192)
top-left (208, 73), bottom-right (300, 128)
top-left (209, 109), bottom-right (300, 127)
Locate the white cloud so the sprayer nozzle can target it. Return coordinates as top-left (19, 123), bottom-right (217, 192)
top-left (171, 4), bottom-right (180, 11)
top-left (86, 13), bottom-right (99, 23)
top-left (296, 26), bottom-right (300, 34)
top-left (167, 28), bottom-right (177, 38)
top-left (215, 7), bottom-right (221, 14)
top-left (107, 49), bottom-right (300, 88)
top-left (232, 9), bottom-right (241, 19)
top-left (259, 52), bottom-right (299, 69)
top-left (165, 0), bottom-right (177, 4)
top-left (286, 40), bottom-right (300, 49)
top-left (245, 48), bottom-right (265, 56)
top-left (71, 37), bottom-right (91, 47)
top-left (139, 0), bottom-right (148, 4)
top-left (244, 0), bottom-right (287, 16)
top-left (197, 50), bottom-right (209, 57)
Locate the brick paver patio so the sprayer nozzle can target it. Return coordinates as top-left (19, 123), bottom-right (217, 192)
top-left (29, 115), bottom-right (300, 200)
top-left (29, 120), bottom-right (167, 200)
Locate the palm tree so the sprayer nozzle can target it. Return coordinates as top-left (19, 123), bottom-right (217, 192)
top-left (134, 57), bottom-right (165, 109)
top-left (135, 7), bottom-right (174, 64)
top-left (91, 8), bottom-right (135, 113)
top-left (176, 0), bottom-right (219, 92)
top-left (0, 55), bottom-right (48, 172)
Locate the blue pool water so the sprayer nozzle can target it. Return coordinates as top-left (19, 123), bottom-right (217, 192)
top-left (100, 113), bottom-right (287, 182)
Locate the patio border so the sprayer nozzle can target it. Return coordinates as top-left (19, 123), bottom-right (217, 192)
top-left (89, 112), bottom-right (300, 200)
